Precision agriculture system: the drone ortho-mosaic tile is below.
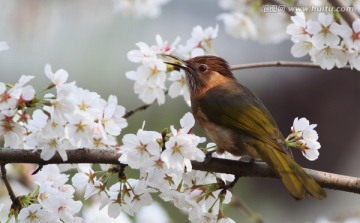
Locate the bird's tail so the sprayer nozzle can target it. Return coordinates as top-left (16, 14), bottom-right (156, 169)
top-left (256, 144), bottom-right (326, 200)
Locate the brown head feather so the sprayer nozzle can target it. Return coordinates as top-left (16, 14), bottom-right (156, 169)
top-left (187, 56), bottom-right (234, 79)
top-left (182, 55), bottom-right (235, 95)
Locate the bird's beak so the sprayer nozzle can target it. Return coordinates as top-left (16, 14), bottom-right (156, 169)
top-left (163, 55), bottom-right (188, 71)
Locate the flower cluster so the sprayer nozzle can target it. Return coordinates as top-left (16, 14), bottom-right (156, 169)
top-left (113, 0), bottom-right (171, 19)
top-left (0, 64), bottom-right (127, 161)
top-left (126, 25), bottom-right (218, 106)
top-left (68, 113), bottom-right (236, 222)
top-left (286, 117), bottom-right (321, 161)
top-left (72, 163), bottom-right (154, 218)
top-left (287, 12), bottom-right (360, 70)
top-left (17, 165), bottom-right (82, 223)
top-left (117, 112), bottom-right (235, 222)
top-left (218, 0), bottom-right (289, 43)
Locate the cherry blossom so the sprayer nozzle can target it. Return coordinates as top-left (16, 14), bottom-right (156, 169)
top-left (107, 179), bottom-right (155, 217)
top-left (306, 13), bottom-right (342, 48)
top-left (161, 134), bottom-right (202, 172)
top-left (57, 197), bottom-right (82, 223)
top-left (126, 60), bottom-right (167, 105)
top-left (7, 75), bottom-right (35, 109)
top-left (34, 165), bottom-right (69, 187)
top-left (37, 182), bottom-right (62, 213)
top-left (65, 112), bottom-right (95, 148)
top-left (26, 134), bottom-right (71, 161)
top-left (177, 25), bottom-right (218, 58)
top-left (288, 117), bottom-right (321, 161)
top-left (290, 35), bottom-right (315, 58)
top-left (348, 19), bottom-right (360, 50)
top-left (0, 110), bottom-right (26, 148)
top-left (28, 165), bottom-right (83, 222)
top-left (126, 25), bottom-right (218, 106)
top-left (122, 179), bottom-right (154, 215)
top-left (0, 84), bottom-right (17, 111)
top-left (161, 113), bottom-right (205, 172)
top-left (73, 87), bottom-right (104, 118)
top-left (287, 12), bottom-right (359, 70)
top-left (168, 70), bottom-right (191, 106)
top-left (72, 164), bottom-right (100, 194)
top-left (127, 42), bottom-right (157, 64)
top-left (17, 204), bottom-right (54, 223)
top-left (142, 166), bottom-right (181, 191)
top-left (119, 129), bottom-right (162, 169)
top-left (26, 109), bottom-right (48, 132)
top-left (44, 83), bottom-right (77, 125)
top-left (153, 34), bottom-right (180, 55)
top-left (349, 51), bottom-right (360, 70)
top-left (101, 95), bottom-right (127, 136)
top-left (286, 12), bottom-right (309, 41)
top-left (44, 64), bottom-right (69, 88)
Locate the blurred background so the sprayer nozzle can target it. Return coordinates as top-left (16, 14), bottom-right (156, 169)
top-left (0, 0), bottom-right (360, 222)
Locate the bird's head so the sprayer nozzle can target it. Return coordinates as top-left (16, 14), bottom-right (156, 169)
top-left (165, 55), bottom-right (235, 95)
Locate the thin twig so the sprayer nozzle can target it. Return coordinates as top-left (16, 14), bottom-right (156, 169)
top-left (0, 148), bottom-right (359, 195)
top-left (225, 175), bottom-right (240, 190)
top-left (123, 90), bottom-right (169, 119)
top-left (123, 103), bottom-right (151, 119)
top-left (327, 0), bottom-right (359, 26)
top-left (230, 61), bottom-right (354, 71)
top-left (0, 164), bottom-right (16, 202)
top-left (1, 163), bottom-right (22, 212)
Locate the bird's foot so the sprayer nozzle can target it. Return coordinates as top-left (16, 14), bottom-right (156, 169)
top-left (203, 149), bottom-right (216, 165)
top-left (205, 149), bottom-right (217, 157)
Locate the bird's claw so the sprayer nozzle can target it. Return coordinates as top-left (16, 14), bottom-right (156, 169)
top-left (204, 149), bottom-right (216, 165)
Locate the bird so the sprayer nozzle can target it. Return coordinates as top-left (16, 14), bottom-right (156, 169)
top-left (165, 55), bottom-right (326, 200)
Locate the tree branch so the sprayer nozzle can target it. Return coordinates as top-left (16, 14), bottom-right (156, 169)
top-left (230, 61), bottom-right (353, 71)
top-left (0, 148), bottom-right (359, 194)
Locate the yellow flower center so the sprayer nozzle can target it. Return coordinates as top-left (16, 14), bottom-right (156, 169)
top-left (76, 122), bottom-right (86, 132)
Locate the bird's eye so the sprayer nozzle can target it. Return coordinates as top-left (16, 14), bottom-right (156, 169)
top-left (198, 64), bottom-right (208, 73)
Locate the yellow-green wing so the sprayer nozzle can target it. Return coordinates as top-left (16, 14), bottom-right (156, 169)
top-left (198, 82), bottom-right (288, 154)
top-left (199, 82), bottom-right (326, 199)
top-left (220, 105), bottom-right (288, 153)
